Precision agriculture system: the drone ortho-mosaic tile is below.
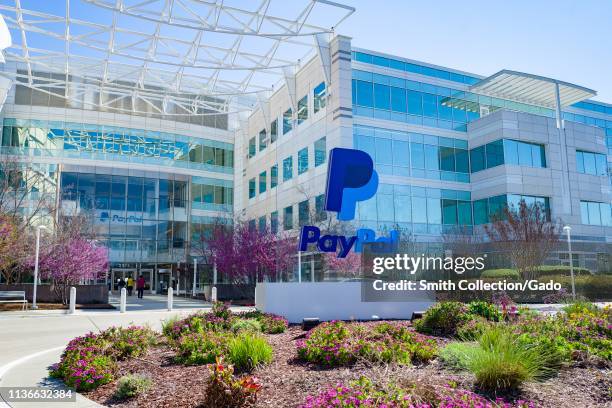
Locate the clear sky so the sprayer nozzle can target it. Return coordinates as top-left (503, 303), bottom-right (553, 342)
top-left (338, 0), bottom-right (612, 103)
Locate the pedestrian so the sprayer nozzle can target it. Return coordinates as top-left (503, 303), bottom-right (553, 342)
top-left (127, 276), bottom-right (134, 296)
top-left (136, 275), bottom-right (146, 299)
top-left (118, 278), bottom-right (126, 293)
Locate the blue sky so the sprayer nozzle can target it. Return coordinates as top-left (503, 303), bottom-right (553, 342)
top-left (339, 0), bottom-right (612, 103)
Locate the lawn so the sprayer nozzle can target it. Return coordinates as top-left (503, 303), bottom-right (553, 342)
top-left (49, 301), bottom-right (611, 407)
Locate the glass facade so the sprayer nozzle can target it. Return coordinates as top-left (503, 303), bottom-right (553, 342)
top-left (191, 177), bottom-right (233, 212)
top-left (473, 194), bottom-right (550, 225)
top-left (354, 125), bottom-right (469, 183)
top-left (60, 171), bottom-right (213, 264)
top-left (576, 150), bottom-right (607, 176)
top-left (283, 108), bottom-right (293, 134)
top-left (283, 156), bottom-right (293, 181)
top-left (357, 184), bottom-right (471, 233)
top-left (283, 205), bottom-right (293, 230)
top-left (470, 139), bottom-right (546, 173)
top-left (580, 201), bottom-right (612, 226)
top-left (2, 119), bottom-right (234, 174)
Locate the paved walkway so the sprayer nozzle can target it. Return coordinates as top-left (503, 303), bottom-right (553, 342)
top-left (0, 295), bottom-right (251, 408)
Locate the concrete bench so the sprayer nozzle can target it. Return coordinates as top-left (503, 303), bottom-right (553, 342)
top-left (0, 291), bottom-right (28, 310)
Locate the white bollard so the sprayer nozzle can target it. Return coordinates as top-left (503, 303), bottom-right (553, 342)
top-left (68, 286), bottom-right (76, 314)
top-left (167, 287), bottom-right (173, 311)
top-left (176, 282), bottom-right (180, 297)
top-left (120, 288), bottom-right (127, 313)
top-left (211, 286), bottom-right (217, 303)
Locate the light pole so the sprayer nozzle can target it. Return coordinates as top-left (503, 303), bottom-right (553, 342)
top-left (32, 225), bottom-right (49, 310)
top-left (563, 225), bottom-right (576, 300)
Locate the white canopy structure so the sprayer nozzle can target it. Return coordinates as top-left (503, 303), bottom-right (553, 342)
top-left (0, 0), bottom-right (354, 125)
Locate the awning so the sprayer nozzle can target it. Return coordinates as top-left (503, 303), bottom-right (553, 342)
top-left (469, 70), bottom-right (596, 109)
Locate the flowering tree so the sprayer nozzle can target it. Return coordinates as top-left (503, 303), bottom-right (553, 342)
top-left (34, 214), bottom-right (107, 304)
top-left (195, 219), bottom-right (295, 283)
top-left (37, 238), bottom-right (108, 304)
top-left (323, 251), bottom-right (362, 279)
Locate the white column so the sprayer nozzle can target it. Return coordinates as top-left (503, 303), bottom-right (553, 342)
top-left (68, 287), bottom-right (76, 314)
top-left (120, 288), bottom-right (126, 313)
top-left (167, 287), bottom-right (173, 311)
top-left (192, 258), bottom-right (197, 297)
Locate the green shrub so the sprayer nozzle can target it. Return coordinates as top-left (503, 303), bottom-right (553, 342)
top-left (174, 332), bottom-right (229, 365)
top-left (456, 317), bottom-right (493, 341)
top-left (101, 326), bottom-right (156, 360)
top-left (467, 300), bottom-right (502, 322)
top-left (439, 342), bottom-right (478, 370)
top-left (231, 319), bottom-right (262, 333)
top-left (464, 327), bottom-right (558, 392)
top-left (562, 300), bottom-right (599, 315)
top-left (115, 374), bottom-right (153, 399)
top-left (536, 265), bottom-right (591, 277)
top-left (413, 301), bottom-right (470, 336)
top-left (227, 333), bottom-right (273, 372)
top-left (481, 269), bottom-right (520, 280)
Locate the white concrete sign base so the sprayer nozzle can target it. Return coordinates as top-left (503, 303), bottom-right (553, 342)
top-left (255, 282), bottom-right (435, 323)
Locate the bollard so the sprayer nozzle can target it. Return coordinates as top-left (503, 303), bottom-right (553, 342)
top-left (68, 286), bottom-right (76, 314)
top-left (176, 282), bottom-right (180, 297)
top-left (211, 286), bottom-right (217, 303)
top-left (167, 287), bottom-right (173, 311)
top-left (120, 287), bottom-right (127, 313)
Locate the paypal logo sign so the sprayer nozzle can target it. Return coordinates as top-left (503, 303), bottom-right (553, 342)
top-left (296, 147), bottom-right (397, 258)
top-left (325, 147), bottom-right (378, 221)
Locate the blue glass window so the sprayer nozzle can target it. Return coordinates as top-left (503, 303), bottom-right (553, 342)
top-left (576, 150), bottom-right (607, 176)
top-left (315, 194), bottom-right (327, 221)
top-left (283, 206), bottom-right (293, 230)
top-left (407, 91), bottom-right (423, 115)
top-left (297, 95), bottom-right (308, 124)
top-left (355, 80), bottom-right (373, 107)
top-left (270, 211), bottom-right (278, 234)
top-left (283, 156), bottom-right (293, 181)
top-left (248, 137), bottom-right (256, 158)
top-left (248, 178), bottom-right (255, 199)
top-left (390, 87), bottom-right (406, 113)
top-left (283, 108), bottom-right (293, 134)
top-left (313, 82), bottom-right (326, 114)
top-left (373, 83), bottom-right (390, 110)
top-left (298, 200), bottom-right (310, 226)
top-left (314, 137), bottom-right (326, 167)
top-left (298, 147), bottom-right (308, 175)
top-left (270, 119), bottom-right (278, 143)
top-left (258, 129), bottom-right (267, 152)
top-left (259, 171), bottom-right (266, 194)
top-left (258, 216), bottom-right (266, 232)
top-left (270, 165), bottom-right (278, 188)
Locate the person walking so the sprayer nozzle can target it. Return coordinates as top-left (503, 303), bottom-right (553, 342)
top-left (127, 276), bottom-right (134, 296)
top-left (136, 275), bottom-right (146, 299)
top-left (118, 277), bottom-right (126, 293)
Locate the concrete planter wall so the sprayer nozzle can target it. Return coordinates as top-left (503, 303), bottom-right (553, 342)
top-left (255, 282), bottom-right (435, 323)
top-left (0, 284), bottom-right (109, 304)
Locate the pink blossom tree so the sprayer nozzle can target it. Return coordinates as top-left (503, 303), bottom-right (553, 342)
top-left (37, 237), bottom-right (108, 304)
top-left (195, 220), bottom-right (296, 283)
top-left (323, 251), bottom-right (362, 278)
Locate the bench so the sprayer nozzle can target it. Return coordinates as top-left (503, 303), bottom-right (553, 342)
top-left (0, 291), bottom-right (28, 310)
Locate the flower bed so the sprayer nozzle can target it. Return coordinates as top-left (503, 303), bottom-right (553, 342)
top-left (301, 377), bottom-right (537, 408)
top-left (297, 321), bottom-right (438, 366)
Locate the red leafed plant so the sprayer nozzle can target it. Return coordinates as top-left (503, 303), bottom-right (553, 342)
top-left (202, 358), bottom-right (262, 408)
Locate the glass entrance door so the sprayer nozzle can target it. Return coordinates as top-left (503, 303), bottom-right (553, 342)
top-left (111, 269), bottom-right (137, 291)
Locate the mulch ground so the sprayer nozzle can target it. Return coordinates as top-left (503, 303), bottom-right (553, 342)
top-left (85, 324), bottom-right (612, 408)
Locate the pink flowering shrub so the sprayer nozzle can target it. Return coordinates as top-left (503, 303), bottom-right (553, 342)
top-left (101, 326), bottom-right (156, 360)
top-left (50, 326), bottom-right (156, 392)
top-left (297, 321), bottom-right (437, 367)
top-left (259, 313), bottom-right (289, 334)
top-left (514, 304), bottom-right (612, 361)
top-left (49, 332), bottom-right (116, 392)
top-left (300, 377), bottom-right (537, 408)
top-left (162, 312), bottom-right (232, 341)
